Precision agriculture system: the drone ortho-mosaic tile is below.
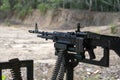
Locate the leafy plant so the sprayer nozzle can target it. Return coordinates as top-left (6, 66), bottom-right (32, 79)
top-left (37, 3), bottom-right (49, 14)
top-left (110, 25), bottom-right (118, 34)
top-left (0, 0), bottom-right (10, 11)
top-left (13, 1), bottom-right (33, 18)
top-left (0, 0), bottom-right (120, 20)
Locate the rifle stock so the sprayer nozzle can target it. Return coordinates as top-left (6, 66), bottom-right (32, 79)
top-left (111, 40), bottom-right (120, 57)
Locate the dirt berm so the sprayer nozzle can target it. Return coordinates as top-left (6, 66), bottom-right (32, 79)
top-left (2, 9), bottom-right (120, 29)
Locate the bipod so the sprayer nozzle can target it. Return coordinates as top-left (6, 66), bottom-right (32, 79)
top-left (65, 54), bottom-right (79, 80)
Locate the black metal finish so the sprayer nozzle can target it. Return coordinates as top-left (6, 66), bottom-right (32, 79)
top-left (66, 66), bottom-right (74, 80)
top-left (9, 58), bottom-right (22, 80)
top-left (0, 59), bottom-right (33, 80)
top-left (65, 54), bottom-right (78, 80)
top-left (76, 23), bottom-right (81, 32)
top-left (52, 43), bottom-right (79, 80)
top-left (51, 50), bottom-right (65, 80)
top-left (29, 23), bottom-right (120, 80)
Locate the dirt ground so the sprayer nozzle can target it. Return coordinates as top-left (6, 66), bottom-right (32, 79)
top-left (0, 25), bottom-right (120, 80)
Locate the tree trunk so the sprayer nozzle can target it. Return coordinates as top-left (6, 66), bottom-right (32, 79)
top-left (117, 0), bottom-right (120, 11)
top-left (33, 0), bottom-right (37, 9)
top-left (89, 0), bottom-right (92, 11)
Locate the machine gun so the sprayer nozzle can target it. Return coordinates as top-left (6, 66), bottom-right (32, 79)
top-left (29, 23), bottom-right (120, 80)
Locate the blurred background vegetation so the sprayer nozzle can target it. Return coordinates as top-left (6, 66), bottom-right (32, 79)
top-left (0, 0), bottom-right (120, 18)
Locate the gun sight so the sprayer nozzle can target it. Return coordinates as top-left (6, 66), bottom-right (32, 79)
top-left (76, 23), bottom-right (81, 32)
top-left (29, 23), bottom-right (41, 33)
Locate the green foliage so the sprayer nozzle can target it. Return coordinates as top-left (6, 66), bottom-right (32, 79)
top-left (13, 2), bottom-right (22, 11)
top-left (37, 0), bottom-right (63, 14)
top-left (13, 0), bottom-right (33, 18)
top-left (2, 75), bottom-right (6, 80)
top-left (18, 7), bottom-right (32, 18)
top-left (0, 0), bottom-right (10, 11)
top-left (37, 3), bottom-right (48, 13)
top-left (68, 0), bottom-right (120, 11)
top-left (110, 25), bottom-right (118, 34)
top-left (0, 0), bottom-right (120, 19)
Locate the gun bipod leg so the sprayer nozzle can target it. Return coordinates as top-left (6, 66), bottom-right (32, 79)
top-left (64, 54), bottom-right (79, 80)
top-left (66, 63), bottom-right (74, 80)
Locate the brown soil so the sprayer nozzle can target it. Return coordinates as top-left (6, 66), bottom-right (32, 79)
top-left (1, 9), bottom-right (120, 30)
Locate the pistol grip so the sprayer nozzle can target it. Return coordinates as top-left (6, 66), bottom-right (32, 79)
top-left (87, 49), bottom-right (96, 59)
